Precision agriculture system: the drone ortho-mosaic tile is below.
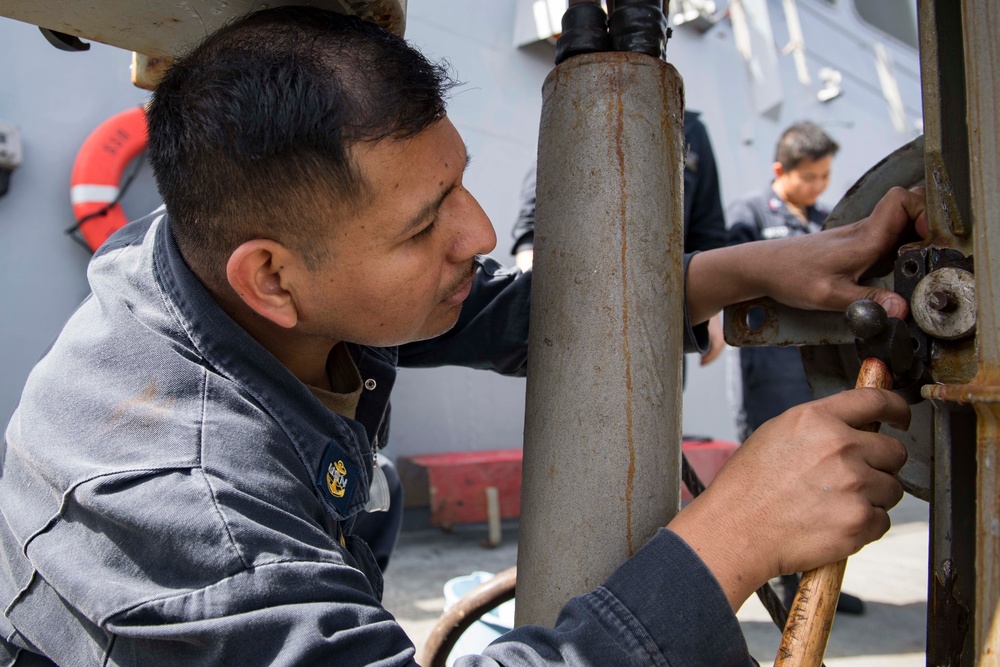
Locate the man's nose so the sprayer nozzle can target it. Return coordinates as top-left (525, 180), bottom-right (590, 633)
top-left (450, 191), bottom-right (497, 260)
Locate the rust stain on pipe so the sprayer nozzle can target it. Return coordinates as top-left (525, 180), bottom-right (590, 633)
top-left (614, 72), bottom-right (636, 557)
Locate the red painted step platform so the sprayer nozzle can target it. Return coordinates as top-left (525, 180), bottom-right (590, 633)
top-left (399, 449), bottom-right (523, 530)
top-left (398, 438), bottom-right (739, 530)
top-left (680, 437), bottom-right (740, 503)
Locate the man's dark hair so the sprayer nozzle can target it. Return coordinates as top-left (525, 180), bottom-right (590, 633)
top-left (146, 7), bottom-right (455, 282)
top-left (774, 121), bottom-right (839, 171)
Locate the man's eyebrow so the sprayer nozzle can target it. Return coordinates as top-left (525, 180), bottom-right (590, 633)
top-left (400, 146), bottom-right (473, 236)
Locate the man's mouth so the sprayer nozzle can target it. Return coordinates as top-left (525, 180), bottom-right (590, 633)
top-left (442, 264), bottom-right (477, 305)
top-left (443, 278), bottom-right (473, 306)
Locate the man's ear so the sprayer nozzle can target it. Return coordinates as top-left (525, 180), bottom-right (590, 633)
top-left (226, 240), bottom-right (300, 329)
top-left (772, 161), bottom-right (785, 181)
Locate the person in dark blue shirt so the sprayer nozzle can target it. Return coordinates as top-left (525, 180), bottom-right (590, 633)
top-left (726, 121), bottom-right (866, 615)
top-left (727, 121), bottom-right (838, 442)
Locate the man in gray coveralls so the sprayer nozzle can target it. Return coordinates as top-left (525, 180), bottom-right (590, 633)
top-left (0, 8), bottom-right (922, 665)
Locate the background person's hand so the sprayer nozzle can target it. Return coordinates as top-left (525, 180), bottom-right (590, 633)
top-left (515, 248), bottom-right (534, 272)
top-left (667, 387), bottom-right (910, 609)
top-left (700, 314), bottom-right (725, 366)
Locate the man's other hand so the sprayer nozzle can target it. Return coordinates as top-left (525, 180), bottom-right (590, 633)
top-left (758, 186), bottom-right (927, 319)
top-left (666, 387), bottom-right (910, 609)
top-left (686, 187), bottom-right (927, 324)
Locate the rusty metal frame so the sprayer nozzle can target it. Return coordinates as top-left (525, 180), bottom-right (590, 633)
top-left (920, 2), bottom-right (1000, 665)
top-left (915, 1), bottom-right (978, 663)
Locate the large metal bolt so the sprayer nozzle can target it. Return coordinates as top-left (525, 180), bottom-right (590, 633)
top-left (928, 290), bottom-right (956, 312)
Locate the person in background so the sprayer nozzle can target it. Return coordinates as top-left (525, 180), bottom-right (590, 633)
top-left (511, 110), bottom-right (729, 365)
top-left (726, 120), bottom-right (865, 615)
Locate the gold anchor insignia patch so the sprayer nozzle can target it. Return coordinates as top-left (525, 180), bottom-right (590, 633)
top-left (317, 441), bottom-right (361, 514)
top-left (326, 459), bottom-right (348, 498)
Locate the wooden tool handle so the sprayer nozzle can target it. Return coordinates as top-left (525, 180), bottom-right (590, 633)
top-left (774, 357), bottom-right (892, 667)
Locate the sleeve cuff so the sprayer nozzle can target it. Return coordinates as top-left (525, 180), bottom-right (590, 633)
top-left (599, 529), bottom-right (751, 666)
top-left (682, 253), bottom-right (710, 354)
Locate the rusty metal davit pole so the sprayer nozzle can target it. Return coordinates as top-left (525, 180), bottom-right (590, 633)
top-left (915, 0), bottom-right (977, 664)
top-left (516, 0), bottom-right (686, 627)
top-left (957, 1), bottom-right (1000, 662)
top-left (920, 0), bottom-right (1000, 664)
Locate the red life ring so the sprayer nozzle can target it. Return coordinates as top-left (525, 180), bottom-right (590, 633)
top-left (70, 106), bottom-right (148, 252)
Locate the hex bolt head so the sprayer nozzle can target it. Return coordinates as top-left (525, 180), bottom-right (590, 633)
top-left (928, 290), bottom-right (956, 312)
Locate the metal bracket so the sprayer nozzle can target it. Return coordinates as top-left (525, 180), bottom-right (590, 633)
top-left (38, 27), bottom-right (90, 51)
top-left (723, 298), bottom-right (853, 348)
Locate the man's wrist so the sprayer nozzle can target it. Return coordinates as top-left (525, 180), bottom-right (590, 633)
top-left (731, 240), bottom-right (773, 303)
top-left (666, 494), bottom-right (774, 610)
top-left (686, 244), bottom-right (768, 324)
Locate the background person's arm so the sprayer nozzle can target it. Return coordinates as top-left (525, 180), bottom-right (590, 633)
top-left (510, 166), bottom-right (537, 263)
top-left (682, 114), bottom-right (727, 253)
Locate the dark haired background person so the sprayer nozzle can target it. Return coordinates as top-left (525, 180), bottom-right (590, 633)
top-left (727, 120), bottom-right (840, 438)
top-left (727, 121), bottom-right (837, 247)
top-left (0, 9), bottom-right (919, 664)
top-left (512, 110), bottom-right (729, 364)
top-left (726, 121), bottom-right (865, 615)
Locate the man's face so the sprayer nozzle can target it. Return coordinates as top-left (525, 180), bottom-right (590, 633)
top-left (775, 155), bottom-right (833, 208)
top-left (296, 117), bottom-right (497, 347)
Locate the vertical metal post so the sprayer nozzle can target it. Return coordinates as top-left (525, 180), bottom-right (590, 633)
top-left (516, 51), bottom-right (686, 627)
top-left (917, 1), bottom-right (977, 663)
top-left (917, 0), bottom-right (973, 251)
top-left (924, 1), bottom-right (1000, 663)
top-left (961, 2), bottom-right (1000, 663)
top-left (927, 401), bottom-right (976, 666)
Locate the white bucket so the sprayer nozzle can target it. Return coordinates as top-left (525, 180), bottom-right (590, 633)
top-left (442, 571), bottom-right (515, 666)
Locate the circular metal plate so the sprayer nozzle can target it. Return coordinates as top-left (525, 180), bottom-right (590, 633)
top-left (911, 267), bottom-right (977, 340)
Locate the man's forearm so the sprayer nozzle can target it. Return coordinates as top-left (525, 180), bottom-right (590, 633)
top-left (686, 188), bottom-right (926, 325)
top-left (685, 242), bottom-right (768, 325)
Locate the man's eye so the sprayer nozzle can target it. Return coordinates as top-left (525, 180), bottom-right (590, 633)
top-left (412, 220), bottom-right (436, 240)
